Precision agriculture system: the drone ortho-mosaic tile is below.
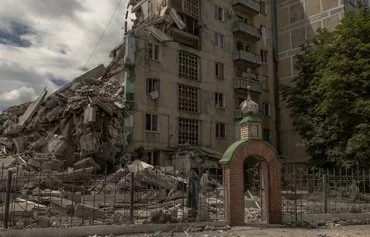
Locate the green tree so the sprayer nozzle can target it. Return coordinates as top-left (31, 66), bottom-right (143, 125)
top-left (281, 12), bottom-right (370, 168)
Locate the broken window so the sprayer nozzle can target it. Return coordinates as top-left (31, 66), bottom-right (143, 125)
top-left (263, 129), bottom-right (271, 143)
top-left (146, 114), bottom-right (159, 132)
top-left (215, 62), bottom-right (224, 79)
top-left (178, 118), bottom-right (200, 145)
top-left (215, 92), bottom-right (225, 108)
top-left (214, 33), bottom-right (224, 48)
top-left (216, 123), bottom-right (226, 139)
top-left (179, 51), bottom-right (199, 80)
top-left (146, 78), bottom-right (160, 94)
top-left (214, 5), bottom-right (224, 22)
top-left (178, 84), bottom-right (199, 112)
top-left (147, 151), bottom-right (160, 166)
top-left (148, 43), bottom-right (160, 60)
top-left (261, 50), bottom-right (268, 63)
top-left (183, 0), bottom-right (199, 19)
top-left (263, 102), bottom-right (270, 116)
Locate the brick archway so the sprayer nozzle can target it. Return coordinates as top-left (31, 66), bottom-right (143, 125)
top-left (220, 139), bottom-right (282, 226)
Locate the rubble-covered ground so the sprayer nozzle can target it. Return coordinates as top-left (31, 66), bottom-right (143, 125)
top-left (115, 225), bottom-right (370, 237)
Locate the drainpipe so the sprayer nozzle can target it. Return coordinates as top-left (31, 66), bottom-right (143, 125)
top-left (271, 0), bottom-right (281, 155)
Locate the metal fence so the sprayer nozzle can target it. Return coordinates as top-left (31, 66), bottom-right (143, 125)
top-left (282, 166), bottom-right (370, 223)
top-left (0, 165), bottom-right (225, 229)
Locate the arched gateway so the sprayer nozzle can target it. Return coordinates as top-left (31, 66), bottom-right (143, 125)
top-left (220, 87), bottom-right (282, 226)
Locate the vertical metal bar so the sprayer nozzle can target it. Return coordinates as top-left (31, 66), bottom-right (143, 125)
top-left (323, 174), bottom-right (328, 214)
top-left (4, 170), bottom-right (12, 229)
top-left (129, 172), bottom-right (134, 224)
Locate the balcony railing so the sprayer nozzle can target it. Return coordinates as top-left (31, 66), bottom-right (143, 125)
top-left (233, 21), bottom-right (261, 40)
top-left (233, 77), bottom-right (261, 93)
top-left (233, 50), bottom-right (262, 65)
top-left (232, 0), bottom-right (260, 13)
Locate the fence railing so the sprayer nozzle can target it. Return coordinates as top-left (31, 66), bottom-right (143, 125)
top-left (282, 167), bottom-right (370, 223)
top-left (0, 165), bottom-right (225, 229)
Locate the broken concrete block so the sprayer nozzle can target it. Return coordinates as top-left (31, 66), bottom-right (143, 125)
top-left (42, 159), bottom-right (64, 171)
top-left (13, 136), bottom-right (25, 154)
top-left (74, 157), bottom-right (100, 171)
top-left (79, 133), bottom-right (100, 155)
top-left (18, 89), bottom-right (47, 127)
top-left (48, 135), bottom-right (68, 156)
top-left (83, 106), bottom-right (96, 124)
top-left (0, 156), bottom-right (16, 169)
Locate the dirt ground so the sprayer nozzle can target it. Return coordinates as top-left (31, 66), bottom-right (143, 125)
top-left (120, 225), bottom-right (370, 237)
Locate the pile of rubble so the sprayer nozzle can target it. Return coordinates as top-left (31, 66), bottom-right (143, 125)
top-left (0, 64), bottom-right (129, 175)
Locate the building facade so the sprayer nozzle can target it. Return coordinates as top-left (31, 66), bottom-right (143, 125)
top-left (276, 0), bottom-right (365, 165)
top-left (121, 0), bottom-right (275, 166)
top-left (119, 0), bottom-right (366, 167)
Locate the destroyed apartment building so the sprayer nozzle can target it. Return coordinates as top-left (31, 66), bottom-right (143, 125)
top-left (0, 0), bottom-right (275, 227)
top-left (117, 0), bottom-right (276, 169)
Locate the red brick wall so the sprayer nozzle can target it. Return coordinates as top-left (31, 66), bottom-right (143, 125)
top-left (223, 140), bottom-right (282, 226)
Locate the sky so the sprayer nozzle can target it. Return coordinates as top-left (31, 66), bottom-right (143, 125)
top-left (0, 0), bottom-right (131, 109)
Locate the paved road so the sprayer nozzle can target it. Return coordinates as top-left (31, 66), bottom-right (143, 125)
top-left (119, 225), bottom-right (370, 237)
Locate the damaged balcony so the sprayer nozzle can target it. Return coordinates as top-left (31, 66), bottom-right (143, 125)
top-left (233, 21), bottom-right (261, 42)
top-left (233, 50), bottom-right (262, 68)
top-left (232, 0), bottom-right (260, 16)
top-left (168, 27), bottom-right (200, 49)
top-left (233, 76), bottom-right (261, 93)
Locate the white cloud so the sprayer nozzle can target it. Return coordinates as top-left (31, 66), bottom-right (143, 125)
top-left (0, 0), bottom-right (132, 106)
top-left (0, 86), bottom-right (37, 105)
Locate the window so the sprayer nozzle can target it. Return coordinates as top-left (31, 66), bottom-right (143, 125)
top-left (263, 129), bottom-right (271, 143)
top-left (178, 118), bottom-right (200, 145)
top-left (216, 123), bottom-right (226, 139)
top-left (215, 62), bottom-right (224, 79)
top-left (146, 78), bottom-right (160, 94)
top-left (146, 114), bottom-right (158, 132)
top-left (214, 33), bottom-right (224, 48)
top-left (260, 1), bottom-right (266, 14)
top-left (261, 50), bottom-right (268, 63)
top-left (214, 5), bottom-right (224, 21)
top-left (148, 43), bottom-right (160, 60)
top-left (178, 84), bottom-right (199, 112)
top-left (179, 51), bottom-right (199, 81)
top-left (215, 92), bottom-right (225, 108)
top-left (183, 0), bottom-right (199, 19)
top-left (147, 151), bottom-right (160, 166)
top-left (263, 102), bottom-right (270, 116)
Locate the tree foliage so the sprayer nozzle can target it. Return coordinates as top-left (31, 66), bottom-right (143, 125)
top-left (281, 12), bottom-right (370, 168)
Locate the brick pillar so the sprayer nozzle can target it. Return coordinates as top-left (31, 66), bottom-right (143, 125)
top-left (268, 159), bottom-right (282, 224)
top-left (240, 121), bottom-right (262, 140)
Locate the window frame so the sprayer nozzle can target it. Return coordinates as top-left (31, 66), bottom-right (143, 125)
top-left (214, 32), bottom-right (225, 49)
top-left (263, 129), bottom-right (271, 143)
top-left (148, 43), bottom-right (160, 61)
top-left (178, 118), bottom-right (200, 145)
top-left (263, 102), bottom-right (270, 117)
top-left (214, 5), bottom-right (225, 22)
top-left (260, 49), bottom-right (268, 64)
top-left (216, 122), bottom-right (226, 139)
top-left (146, 78), bottom-right (160, 94)
top-left (215, 62), bottom-right (224, 79)
top-left (145, 113), bottom-right (159, 132)
top-left (178, 84), bottom-right (200, 113)
top-left (215, 92), bottom-right (225, 108)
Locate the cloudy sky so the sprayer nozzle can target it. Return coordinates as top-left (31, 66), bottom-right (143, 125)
top-left (0, 0), bottom-right (131, 109)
